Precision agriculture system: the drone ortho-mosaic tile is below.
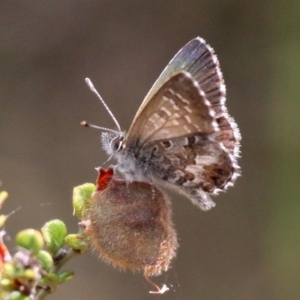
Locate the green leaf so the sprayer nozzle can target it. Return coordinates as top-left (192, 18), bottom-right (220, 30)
top-left (41, 220), bottom-right (67, 255)
top-left (40, 273), bottom-right (60, 293)
top-left (73, 183), bottom-right (95, 219)
top-left (57, 271), bottom-right (74, 283)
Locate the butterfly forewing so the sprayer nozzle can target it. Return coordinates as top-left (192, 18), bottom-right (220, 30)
top-left (126, 72), bottom-right (218, 145)
top-left (134, 37), bottom-right (224, 119)
top-left (132, 37), bottom-right (240, 157)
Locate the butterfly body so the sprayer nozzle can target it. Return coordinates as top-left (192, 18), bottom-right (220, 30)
top-left (99, 37), bottom-right (241, 211)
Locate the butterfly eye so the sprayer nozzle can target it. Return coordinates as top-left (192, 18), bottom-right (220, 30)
top-left (110, 136), bottom-right (123, 152)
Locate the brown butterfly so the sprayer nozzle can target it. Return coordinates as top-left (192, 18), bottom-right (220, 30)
top-left (84, 37), bottom-right (241, 210)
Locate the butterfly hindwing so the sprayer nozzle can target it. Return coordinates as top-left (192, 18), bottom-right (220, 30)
top-left (138, 133), bottom-right (235, 210)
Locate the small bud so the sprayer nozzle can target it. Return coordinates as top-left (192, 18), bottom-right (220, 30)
top-left (64, 234), bottom-right (88, 253)
top-left (0, 215), bottom-right (7, 229)
top-left (2, 262), bottom-right (16, 277)
top-left (35, 250), bottom-right (53, 272)
top-left (7, 291), bottom-right (30, 300)
top-left (15, 229), bottom-right (44, 253)
top-left (19, 269), bottom-right (36, 280)
top-left (83, 167), bottom-right (178, 280)
top-left (0, 191), bottom-right (8, 209)
top-left (73, 183), bottom-right (95, 219)
top-left (1, 278), bottom-right (14, 291)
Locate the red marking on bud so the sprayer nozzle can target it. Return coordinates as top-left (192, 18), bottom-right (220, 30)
top-left (95, 167), bottom-right (114, 191)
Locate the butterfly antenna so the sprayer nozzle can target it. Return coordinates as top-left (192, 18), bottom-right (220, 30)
top-left (85, 78), bottom-right (122, 133)
top-left (99, 153), bottom-right (114, 167)
top-left (80, 121), bottom-right (120, 135)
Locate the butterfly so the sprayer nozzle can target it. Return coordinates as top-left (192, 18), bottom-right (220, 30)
top-left (84, 37), bottom-right (241, 211)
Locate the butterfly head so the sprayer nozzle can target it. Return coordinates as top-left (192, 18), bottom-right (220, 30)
top-left (101, 132), bottom-right (125, 156)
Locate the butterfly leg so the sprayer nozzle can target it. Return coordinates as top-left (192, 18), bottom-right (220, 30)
top-left (114, 163), bottom-right (132, 198)
top-left (145, 168), bottom-right (157, 200)
top-left (144, 274), bottom-right (169, 294)
top-left (114, 163), bottom-right (127, 180)
top-left (101, 154), bottom-right (114, 167)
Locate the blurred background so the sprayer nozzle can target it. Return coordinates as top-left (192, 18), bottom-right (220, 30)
top-left (1, 1), bottom-right (299, 299)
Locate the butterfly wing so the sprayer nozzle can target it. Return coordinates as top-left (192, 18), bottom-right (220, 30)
top-left (126, 72), bottom-right (218, 146)
top-left (120, 38), bottom-right (241, 210)
top-left (130, 37), bottom-right (240, 156)
top-left (123, 72), bottom-right (239, 210)
top-left (142, 133), bottom-right (238, 211)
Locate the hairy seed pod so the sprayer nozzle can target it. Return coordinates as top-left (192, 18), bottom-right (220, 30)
top-left (83, 167), bottom-right (178, 279)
